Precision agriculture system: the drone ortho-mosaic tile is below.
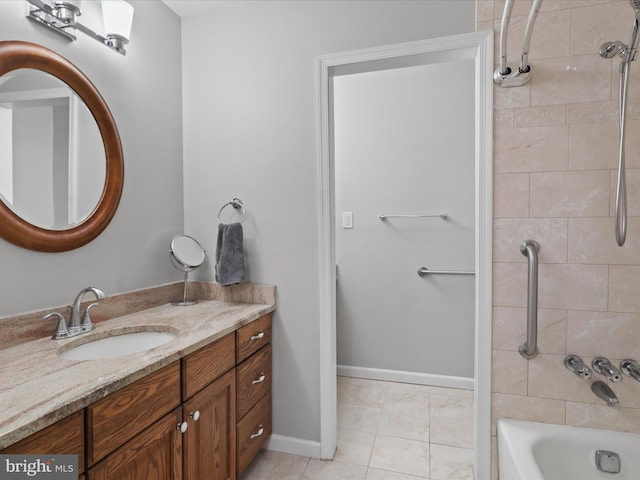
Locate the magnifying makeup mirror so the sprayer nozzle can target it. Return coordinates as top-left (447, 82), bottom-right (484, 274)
top-left (169, 234), bottom-right (205, 306)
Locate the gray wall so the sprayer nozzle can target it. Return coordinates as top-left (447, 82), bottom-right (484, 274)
top-left (334, 60), bottom-right (476, 380)
top-left (0, 0), bottom-right (184, 316)
top-left (181, 0), bottom-right (475, 445)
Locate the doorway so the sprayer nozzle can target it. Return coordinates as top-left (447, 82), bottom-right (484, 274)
top-left (317, 31), bottom-right (493, 478)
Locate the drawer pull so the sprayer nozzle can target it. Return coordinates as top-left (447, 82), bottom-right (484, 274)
top-left (250, 331), bottom-right (265, 341)
top-left (178, 421), bottom-right (188, 433)
top-left (189, 410), bottom-right (200, 422)
top-left (249, 425), bottom-right (264, 440)
top-left (251, 373), bottom-right (266, 385)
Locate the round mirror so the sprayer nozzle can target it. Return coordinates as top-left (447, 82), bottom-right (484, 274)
top-left (0, 68), bottom-right (105, 230)
top-left (170, 235), bottom-right (205, 306)
top-left (0, 41), bottom-right (124, 252)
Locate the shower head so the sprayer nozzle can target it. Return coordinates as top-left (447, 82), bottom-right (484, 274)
top-left (631, 0), bottom-right (640, 14)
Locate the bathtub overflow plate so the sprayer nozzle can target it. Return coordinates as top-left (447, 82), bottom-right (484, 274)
top-left (596, 450), bottom-right (621, 474)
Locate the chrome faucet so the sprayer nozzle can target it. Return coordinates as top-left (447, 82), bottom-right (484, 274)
top-left (592, 357), bottom-right (622, 382)
top-left (591, 381), bottom-right (620, 408)
top-left (565, 355), bottom-right (592, 379)
top-left (69, 286), bottom-right (106, 333)
top-left (621, 359), bottom-right (640, 381)
top-left (45, 286), bottom-right (106, 340)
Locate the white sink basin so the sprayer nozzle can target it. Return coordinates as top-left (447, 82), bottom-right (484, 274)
top-left (59, 329), bottom-right (178, 360)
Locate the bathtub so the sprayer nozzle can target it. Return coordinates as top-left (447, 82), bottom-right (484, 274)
top-left (497, 418), bottom-right (640, 480)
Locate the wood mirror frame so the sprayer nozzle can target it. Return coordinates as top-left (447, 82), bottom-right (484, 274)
top-left (0, 40), bottom-right (124, 252)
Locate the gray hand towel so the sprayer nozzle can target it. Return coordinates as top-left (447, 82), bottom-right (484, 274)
top-left (215, 222), bottom-right (245, 286)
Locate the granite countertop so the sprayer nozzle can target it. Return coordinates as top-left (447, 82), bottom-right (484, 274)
top-left (0, 298), bottom-right (275, 449)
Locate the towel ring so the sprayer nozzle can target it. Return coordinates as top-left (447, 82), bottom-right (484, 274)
top-left (218, 198), bottom-right (246, 224)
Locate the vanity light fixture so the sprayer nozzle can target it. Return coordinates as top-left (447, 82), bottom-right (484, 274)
top-left (26, 0), bottom-right (134, 55)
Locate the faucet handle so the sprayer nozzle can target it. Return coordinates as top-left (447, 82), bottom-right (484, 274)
top-left (621, 359), bottom-right (640, 382)
top-left (593, 357), bottom-right (622, 383)
top-left (565, 354), bottom-right (592, 379)
top-left (44, 312), bottom-right (68, 340)
top-left (80, 303), bottom-right (99, 333)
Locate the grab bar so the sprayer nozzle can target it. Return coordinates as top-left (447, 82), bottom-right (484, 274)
top-left (379, 213), bottom-right (447, 220)
top-left (417, 267), bottom-right (474, 276)
top-left (519, 240), bottom-right (539, 359)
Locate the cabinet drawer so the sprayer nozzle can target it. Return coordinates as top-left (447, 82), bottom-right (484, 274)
top-left (87, 362), bottom-right (181, 466)
top-left (237, 344), bottom-right (272, 419)
top-left (236, 313), bottom-right (272, 364)
top-left (237, 392), bottom-right (271, 475)
top-left (2, 410), bottom-right (85, 474)
top-left (182, 332), bottom-right (235, 399)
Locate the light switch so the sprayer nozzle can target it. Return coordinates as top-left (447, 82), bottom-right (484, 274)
top-left (342, 212), bottom-right (353, 229)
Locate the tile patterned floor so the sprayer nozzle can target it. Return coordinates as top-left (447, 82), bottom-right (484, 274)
top-left (241, 376), bottom-right (474, 479)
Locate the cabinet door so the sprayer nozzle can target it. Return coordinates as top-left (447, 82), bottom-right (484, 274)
top-left (183, 369), bottom-right (237, 480)
top-left (87, 408), bottom-right (183, 480)
top-left (1, 410), bottom-right (85, 474)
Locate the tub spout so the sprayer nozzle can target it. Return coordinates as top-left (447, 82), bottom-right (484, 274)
top-left (591, 381), bottom-right (620, 408)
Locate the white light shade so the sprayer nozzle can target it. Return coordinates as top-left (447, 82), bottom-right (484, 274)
top-left (101, 0), bottom-right (134, 40)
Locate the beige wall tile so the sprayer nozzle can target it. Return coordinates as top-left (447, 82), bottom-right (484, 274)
top-left (477, 0), bottom-right (494, 23)
top-left (495, 108), bottom-right (515, 128)
top-left (493, 307), bottom-right (567, 355)
top-left (494, 82), bottom-right (531, 109)
top-left (495, 125), bottom-right (569, 173)
top-left (571, 2), bottom-right (630, 56)
top-left (541, 1), bottom-right (610, 12)
top-left (494, 0), bottom-right (533, 20)
top-left (492, 350), bottom-right (528, 395)
top-left (569, 217), bottom-right (640, 264)
top-left (493, 218), bottom-right (567, 263)
top-left (567, 100), bottom-right (618, 124)
top-left (531, 55), bottom-right (611, 106)
top-left (538, 264), bottom-right (609, 311)
top-left (488, 0), bottom-right (640, 460)
top-left (491, 393), bottom-right (565, 435)
top-left (515, 104), bottom-right (566, 127)
top-left (566, 402), bottom-right (640, 432)
top-left (493, 263), bottom-right (527, 307)
top-left (493, 173), bottom-right (529, 218)
top-left (494, 10), bottom-right (570, 63)
top-left (567, 310), bottom-right (640, 359)
top-left (610, 168), bottom-right (640, 216)
top-left (530, 171), bottom-right (610, 217)
top-left (569, 122), bottom-right (617, 170)
top-left (609, 266), bottom-right (640, 312)
top-left (528, 353), bottom-right (597, 403)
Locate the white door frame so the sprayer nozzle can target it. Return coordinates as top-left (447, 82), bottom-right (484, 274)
top-left (316, 30), bottom-right (493, 478)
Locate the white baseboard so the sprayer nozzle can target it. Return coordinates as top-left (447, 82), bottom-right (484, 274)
top-left (265, 434), bottom-right (322, 459)
top-left (337, 364), bottom-right (474, 390)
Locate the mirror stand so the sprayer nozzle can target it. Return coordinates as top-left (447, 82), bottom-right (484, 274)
top-left (169, 235), bottom-right (205, 306)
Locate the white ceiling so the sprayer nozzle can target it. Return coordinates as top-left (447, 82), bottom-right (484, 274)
top-left (161, 0), bottom-right (259, 17)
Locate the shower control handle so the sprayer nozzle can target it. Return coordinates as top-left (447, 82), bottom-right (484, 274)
top-left (565, 355), bottom-right (592, 380)
top-left (621, 359), bottom-right (640, 382)
top-left (593, 357), bottom-right (622, 383)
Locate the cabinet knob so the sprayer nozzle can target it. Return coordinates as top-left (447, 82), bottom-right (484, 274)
top-left (250, 331), bottom-right (265, 341)
top-left (249, 425), bottom-right (264, 440)
top-left (189, 410), bottom-right (200, 422)
top-left (177, 421), bottom-right (188, 433)
top-left (251, 373), bottom-right (266, 385)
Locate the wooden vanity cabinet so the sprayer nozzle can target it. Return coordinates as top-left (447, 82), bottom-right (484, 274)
top-left (235, 314), bottom-right (273, 476)
top-left (4, 312), bottom-right (273, 480)
top-left (1, 409), bottom-right (85, 475)
top-left (86, 408), bottom-right (183, 480)
top-left (86, 362), bottom-right (182, 479)
top-left (181, 333), bottom-right (236, 480)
